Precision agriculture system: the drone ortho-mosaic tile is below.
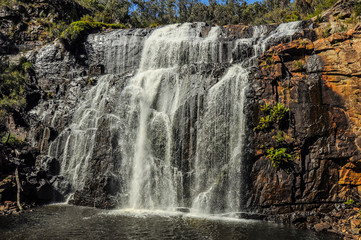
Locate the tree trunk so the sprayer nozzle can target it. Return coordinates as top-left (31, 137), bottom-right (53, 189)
top-left (15, 167), bottom-right (23, 211)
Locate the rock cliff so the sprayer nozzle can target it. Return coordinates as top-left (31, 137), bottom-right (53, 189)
top-left (1, 1), bottom-right (361, 239)
top-left (248, 21), bottom-right (361, 237)
top-left (0, 0), bottom-right (87, 55)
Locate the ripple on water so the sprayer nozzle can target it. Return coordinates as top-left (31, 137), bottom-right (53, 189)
top-left (0, 205), bottom-right (342, 240)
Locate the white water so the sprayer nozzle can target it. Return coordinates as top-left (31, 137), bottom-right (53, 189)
top-left (48, 22), bottom-right (302, 214)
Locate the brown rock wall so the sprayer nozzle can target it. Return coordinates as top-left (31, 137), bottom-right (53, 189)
top-left (249, 23), bottom-right (361, 236)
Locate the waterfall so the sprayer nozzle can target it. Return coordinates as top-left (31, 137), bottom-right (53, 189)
top-left (48, 22), bottom-right (302, 214)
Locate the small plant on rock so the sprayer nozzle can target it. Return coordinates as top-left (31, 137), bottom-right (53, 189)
top-left (267, 147), bottom-right (293, 171)
top-left (300, 39), bottom-right (307, 47)
top-left (254, 102), bottom-right (293, 172)
top-left (270, 102), bottom-right (289, 124)
top-left (294, 60), bottom-right (304, 71)
top-left (260, 103), bottom-right (271, 113)
top-left (315, 15), bottom-right (323, 24)
top-left (275, 131), bottom-right (285, 143)
top-left (254, 102), bottom-right (289, 131)
top-left (88, 78), bottom-right (97, 86)
top-left (254, 115), bottom-right (273, 131)
top-left (264, 55), bottom-right (275, 69)
top-left (1, 133), bottom-right (23, 146)
top-left (344, 199), bottom-right (355, 205)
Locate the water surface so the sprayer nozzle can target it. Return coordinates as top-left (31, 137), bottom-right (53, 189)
top-left (0, 205), bottom-right (341, 240)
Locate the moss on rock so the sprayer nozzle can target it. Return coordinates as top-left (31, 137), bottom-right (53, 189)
top-left (60, 21), bottom-right (126, 47)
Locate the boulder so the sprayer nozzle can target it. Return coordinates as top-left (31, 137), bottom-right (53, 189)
top-left (314, 222), bottom-right (331, 232)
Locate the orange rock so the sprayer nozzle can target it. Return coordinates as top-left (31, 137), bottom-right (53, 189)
top-left (338, 166), bottom-right (361, 185)
top-left (273, 63), bottom-right (283, 78)
top-left (314, 38), bottom-right (333, 52)
top-left (328, 32), bottom-right (349, 44)
top-left (349, 62), bottom-right (361, 74)
top-left (338, 48), bottom-right (359, 64)
top-left (273, 54), bottom-right (281, 63)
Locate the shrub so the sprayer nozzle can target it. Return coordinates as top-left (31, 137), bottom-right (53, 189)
top-left (284, 11), bottom-right (300, 22)
top-left (254, 103), bottom-right (289, 131)
top-left (0, 57), bottom-right (30, 111)
top-left (275, 131), bottom-right (285, 143)
top-left (270, 102), bottom-right (289, 124)
top-left (260, 103), bottom-right (271, 113)
top-left (294, 60), bottom-right (304, 70)
top-left (149, 22), bottom-right (161, 28)
top-left (1, 133), bottom-right (23, 146)
top-left (0, 56), bottom-right (31, 138)
top-left (254, 103), bottom-right (293, 172)
top-left (254, 115), bottom-right (273, 131)
top-left (267, 147), bottom-right (293, 170)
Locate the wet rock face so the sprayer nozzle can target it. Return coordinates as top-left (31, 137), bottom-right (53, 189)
top-left (248, 24), bottom-right (361, 214)
top-left (29, 28), bottom-right (151, 208)
top-left (30, 22), bottom-right (325, 210)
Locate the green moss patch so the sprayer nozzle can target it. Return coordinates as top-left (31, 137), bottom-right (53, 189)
top-left (60, 21), bottom-right (125, 47)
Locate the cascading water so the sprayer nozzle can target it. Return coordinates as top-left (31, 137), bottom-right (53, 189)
top-left (48, 22), bottom-right (302, 214)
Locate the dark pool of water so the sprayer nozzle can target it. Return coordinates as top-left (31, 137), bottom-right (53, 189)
top-left (0, 205), bottom-right (341, 240)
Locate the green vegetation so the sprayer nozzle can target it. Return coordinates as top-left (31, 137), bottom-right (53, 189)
top-left (314, 0), bottom-right (339, 13)
top-left (0, 57), bottom-right (30, 111)
top-left (66, 0), bottom-right (352, 29)
top-left (275, 131), bottom-right (285, 143)
top-left (344, 199), bottom-right (356, 205)
top-left (88, 78), bottom-right (97, 86)
top-left (60, 20), bottom-right (125, 46)
top-left (271, 102), bottom-right (289, 123)
top-left (254, 115), bottom-right (273, 131)
top-left (0, 0), bottom-right (20, 7)
top-left (294, 60), bottom-right (304, 70)
top-left (314, 14), bottom-right (323, 24)
top-left (267, 147), bottom-right (293, 170)
top-left (3, 0), bottom-right (351, 48)
top-left (304, 0), bottom-right (339, 19)
top-left (1, 0), bottom-right (355, 44)
top-left (264, 55), bottom-right (275, 69)
top-left (46, 92), bottom-right (53, 100)
top-left (254, 102), bottom-right (294, 172)
top-left (0, 56), bottom-right (31, 141)
top-left (1, 133), bottom-right (23, 147)
top-left (254, 103), bottom-right (289, 131)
